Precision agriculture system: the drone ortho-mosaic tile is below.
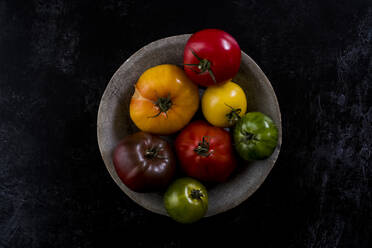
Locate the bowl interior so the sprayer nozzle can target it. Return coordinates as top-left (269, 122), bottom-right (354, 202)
top-left (97, 34), bottom-right (282, 217)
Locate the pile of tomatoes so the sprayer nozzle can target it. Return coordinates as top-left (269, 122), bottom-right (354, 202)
top-left (112, 29), bottom-right (279, 223)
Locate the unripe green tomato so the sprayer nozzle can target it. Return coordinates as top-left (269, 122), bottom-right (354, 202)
top-left (234, 112), bottom-right (278, 160)
top-left (164, 177), bottom-right (208, 223)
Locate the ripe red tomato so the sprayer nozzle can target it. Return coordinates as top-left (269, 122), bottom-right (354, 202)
top-left (174, 120), bottom-right (236, 182)
top-left (183, 29), bottom-right (241, 86)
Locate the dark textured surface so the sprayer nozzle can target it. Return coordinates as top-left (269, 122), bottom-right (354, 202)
top-left (0, 0), bottom-right (371, 247)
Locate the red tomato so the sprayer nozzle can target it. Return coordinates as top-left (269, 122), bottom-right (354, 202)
top-left (183, 29), bottom-right (241, 86)
top-left (174, 120), bottom-right (236, 182)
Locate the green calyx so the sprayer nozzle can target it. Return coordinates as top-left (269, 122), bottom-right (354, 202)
top-left (194, 136), bottom-right (212, 157)
top-left (225, 103), bottom-right (242, 126)
top-left (144, 147), bottom-right (160, 159)
top-left (190, 189), bottom-right (204, 200)
top-left (242, 130), bottom-right (258, 142)
top-left (184, 49), bottom-right (217, 83)
top-left (149, 94), bottom-right (172, 118)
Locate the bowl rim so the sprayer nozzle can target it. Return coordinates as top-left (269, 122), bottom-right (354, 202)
top-left (97, 34), bottom-right (282, 217)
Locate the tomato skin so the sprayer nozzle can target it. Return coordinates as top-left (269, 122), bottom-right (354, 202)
top-left (183, 29), bottom-right (241, 86)
top-left (130, 64), bottom-right (199, 135)
top-left (202, 81), bottom-right (247, 127)
top-left (174, 120), bottom-right (236, 182)
top-left (234, 112), bottom-right (278, 160)
top-left (164, 177), bottom-right (208, 223)
top-left (113, 132), bottom-right (176, 192)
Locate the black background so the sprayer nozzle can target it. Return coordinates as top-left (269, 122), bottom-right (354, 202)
top-left (0, 0), bottom-right (371, 247)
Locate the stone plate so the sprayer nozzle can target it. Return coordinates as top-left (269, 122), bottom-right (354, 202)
top-left (97, 34), bottom-right (282, 217)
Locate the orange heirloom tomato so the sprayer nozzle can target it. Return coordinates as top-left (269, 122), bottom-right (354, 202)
top-left (130, 64), bottom-right (199, 135)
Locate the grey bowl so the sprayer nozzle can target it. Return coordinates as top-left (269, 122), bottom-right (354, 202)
top-left (97, 34), bottom-right (282, 217)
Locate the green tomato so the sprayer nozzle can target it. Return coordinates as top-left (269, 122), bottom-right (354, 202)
top-left (164, 177), bottom-right (208, 223)
top-left (234, 112), bottom-right (278, 160)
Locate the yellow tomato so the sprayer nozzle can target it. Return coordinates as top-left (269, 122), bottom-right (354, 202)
top-left (202, 81), bottom-right (247, 127)
top-left (130, 64), bottom-right (199, 135)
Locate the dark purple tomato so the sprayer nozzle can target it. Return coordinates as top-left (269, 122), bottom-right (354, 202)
top-left (113, 132), bottom-right (176, 192)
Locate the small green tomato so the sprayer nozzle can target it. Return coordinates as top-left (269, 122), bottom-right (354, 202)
top-left (164, 177), bottom-right (208, 223)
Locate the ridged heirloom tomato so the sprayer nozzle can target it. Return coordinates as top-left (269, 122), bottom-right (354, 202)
top-left (113, 132), bottom-right (176, 192)
top-left (234, 112), bottom-right (279, 160)
top-left (174, 120), bottom-right (236, 182)
top-left (130, 64), bottom-right (199, 135)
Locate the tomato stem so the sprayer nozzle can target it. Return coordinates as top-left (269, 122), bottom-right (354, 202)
top-left (190, 189), bottom-right (204, 199)
top-left (225, 103), bottom-right (242, 126)
top-left (144, 147), bottom-right (160, 159)
top-left (194, 136), bottom-right (212, 157)
top-left (148, 94), bottom-right (172, 118)
top-left (184, 49), bottom-right (217, 83)
top-left (242, 131), bottom-right (257, 141)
